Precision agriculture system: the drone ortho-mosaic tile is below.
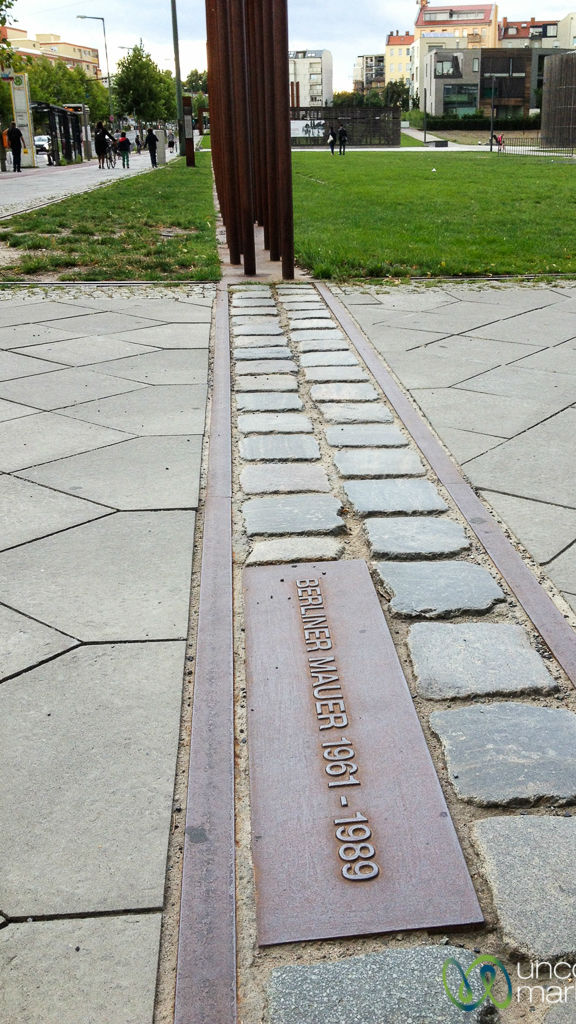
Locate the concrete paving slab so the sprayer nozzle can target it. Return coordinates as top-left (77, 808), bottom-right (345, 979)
top-left (338, 285), bottom-right (455, 313)
top-left (366, 516), bottom-right (470, 558)
top-left (390, 303), bottom-right (524, 336)
top-left (442, 283), bottom-right (564, 312)
top-left (235, 375), bottom-right (298, 392)
top-left (113, 300), bottom-right (212, 323)
top-left (0, 603), bottom-right (78, 682)
top-left (0, 367), bottom-right (148, 412)
top-left (267, 946), bottom-right (494, 1024)
top-left (0, 300), bottom-right (96, 327)
top-left (474, 816), bottom-right (576, 958)
top-left (236, 393), bottom-right (303, 411)
top-left (0, 512), bottom-right (195, 641)
top-left (418, 333), bottom-right (545, 362)
top-left (300, 351), bottom-right (359, 366)
top-left (412, 386), bottom-right (565, 438)
top-left (238, 412), bottom-right (313, 433)
top-left (0, 349), bottom-right (67, 380)
top-left (374, 561), bottom-right (505, 617)
top-left (547, 544), bottom-right (576, 600)
top-left (85, 349), bottom-right (209, 385)
top-left (235, 359), bottom-right (297, 375)
top-left (344, 479), bottom-right (447, 515)
top-left (239, 435), bottom-right (320, 461)
top-left (105, 323), bottom-right (210, 348)
top-left (334, 448), bottom-right (425, 477)
top-left (408, 622), bottom-right (557, 700)
top-left (43, 311), bottom-right (164, 336)
top-left (0, 474), bottom-right (110, 548)
top-left (17, 335), bottom-right (157, 365)
top-left (434, 426), bottom-right (505, 462)
top-left (310, 383), bottom-right (378, 402)
top-left (325, 424), bottom-right (408, 447)
top-left (467, 306), bottom-right (576, 346)
top-left (246, 537), bottom-right (344, 564)
top-left (0, 642), bottom-right (184, 915)
top-left (431, 703), bottom-right (576, 806)
top-left (240, 463), bottom-right (330, 494)
top-left (379, 349), bottom-right (503, 389)
top-left (298, 337), bottom-right (349, 352)
top-left (0, 915), bottom-right (161, 1024)
top-left (234, 347), bottom-right (292, 360)
top-left (454, 365), bottom-right (576, 402)
top-left (242, 494), bottom-right (343, 535)
top-left (0, 397), bottom-right (40, 422)
top-left (304, 366), bottom-right (368, 383)
top-left (511, 338), bottom-right (576, 375)
top-left (0, 412), bottom-right (132, 472)
top-left (0, 322), bottom-right (93, 350)
top-left (481, 492), bottom-right (576, 564)
top-left (366, 324), bottom-right (450, 353)
top-left (18, 436), bottom-right (202, 510)
top-left (58, 385), bottom-right (207, 435)
top-left (465, 408), bottom-right (576, 508)
top-left (319, 402), bottom-right (394, 424)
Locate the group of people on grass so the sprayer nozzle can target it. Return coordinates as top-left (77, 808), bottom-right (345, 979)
top-left (327, 125), bottom-right (348, 156)
top-left (94, 124), bottom-right (163, 170)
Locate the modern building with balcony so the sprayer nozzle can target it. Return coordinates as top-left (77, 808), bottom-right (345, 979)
top-left (288, 49), bottom-right (333, 107)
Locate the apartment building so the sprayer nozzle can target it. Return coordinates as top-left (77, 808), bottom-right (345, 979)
top-left (353, 54), bottom-right (386, 94)
top-left (384, 32), bottom-right (414, 86)
top-left (5, 27), bottom-right (100, 77)
top-left (288, 49), bottom-right (333, 106)
top-left (413, 2), bottom-right (498, 102)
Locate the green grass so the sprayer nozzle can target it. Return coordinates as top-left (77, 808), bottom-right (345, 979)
top-left (292, 151), bottom-right (576, 279)
top-left (0, 156), bottom-right (219, 281)
top-left (400, 133), bottom-right (424, 147)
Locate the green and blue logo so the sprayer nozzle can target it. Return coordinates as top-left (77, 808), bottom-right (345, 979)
top-left (443, 955), bottom-right (512, 1012)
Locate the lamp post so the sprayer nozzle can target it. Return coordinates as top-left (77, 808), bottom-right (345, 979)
top-left (77, 15), bottom-right (114, 126)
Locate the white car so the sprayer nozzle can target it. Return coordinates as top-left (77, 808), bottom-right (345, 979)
top-left (34, 135), bottom-right (51, 153)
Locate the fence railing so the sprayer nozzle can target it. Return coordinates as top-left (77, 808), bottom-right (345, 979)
top-left (498, 135), bottom-right (575, 158)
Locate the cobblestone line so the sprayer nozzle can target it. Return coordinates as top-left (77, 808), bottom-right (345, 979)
top-left (228, 283), bottom-right (576, 1024)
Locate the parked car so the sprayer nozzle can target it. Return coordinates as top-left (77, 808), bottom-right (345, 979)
top-left (34, 135), bottom-right (51, 153)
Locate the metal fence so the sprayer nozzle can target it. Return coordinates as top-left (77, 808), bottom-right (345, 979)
top-left (497, 135), bottom-right (575, 158)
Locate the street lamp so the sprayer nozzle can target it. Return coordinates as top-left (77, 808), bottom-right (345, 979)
top-left (77, 15), bottom-right (114, 125)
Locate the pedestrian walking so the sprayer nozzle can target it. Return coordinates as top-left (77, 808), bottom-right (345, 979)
top-left (7, 121), bottom-right (24, 172)
top-left (94, 120), bottom-right (114, 169)
top-left (116, 131), bottom-right (131, 169)
top-left (327, 126), bottom-right (336, 156)
top-left (144, 128), bottom-right (158, 168)
top-left (338, 125), bottom-right (348, 156)
top-left (134, 133), bottom-right (142, 154)
top-left (167, 130), bottom-right (175, 153)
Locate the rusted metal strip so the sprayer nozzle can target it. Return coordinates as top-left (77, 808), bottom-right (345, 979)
top-left (271, 0), bottom-right (295, 279)
top-left (318, 282), bottom-right (576, 685)
top-left (174, 282), bottom-right (236, 1024)
top-left (244, 560), bottom-right (483, 946)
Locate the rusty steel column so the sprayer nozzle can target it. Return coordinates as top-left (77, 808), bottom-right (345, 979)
top-left (208, 0), bottom-right (242, 264)
top-left (261, 0), bottom-right (280, 261)
top-left (271, 0), bottom-right (294, 279)
top-left (246, 0), bottom-right (266, 233)
top-left (228, 0), bottom-right (256, 275)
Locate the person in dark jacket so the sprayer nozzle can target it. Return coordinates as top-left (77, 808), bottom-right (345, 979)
top-left (327, 126), bottom-right (336, 156)
top-left (7, 121), bottom-right (25, 172)
top-left (116, 131), bottom-right (131, 168)
top-left (144, 128), bottom-right (158, 167)
top-left (338, 125), bottom-right (348, 156)
top-left (94, 121), bottom-right (114, 169)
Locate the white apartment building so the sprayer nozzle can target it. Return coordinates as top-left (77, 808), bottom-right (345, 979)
top-left (288, 49), bottom-right (333, 106)
top-left (353, 54), bottom-right (386, 93)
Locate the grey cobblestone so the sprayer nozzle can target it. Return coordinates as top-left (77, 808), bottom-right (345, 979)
top-left (319, 403), bottom-right (394, 424)
top-left (374, 561), bottom-right (505, 617)
top-left (304, 366), bottom-right (369, 383)
top-left (238, 413), bottom-right (313, 434)
top-left (233, 347), bottom-right (291, 360)
top-left (235, 360), bottom-right (297, 376)
top-left (310, 383), bottom-right (378, 402)
top-left (235, 375), bottom-right (298, 392)
top-left (240, 464), bottom-right (330, 494)
top-left (298, 338), bottom-right (349, 352)
top-left (235, 393), bottom-right (303, 412)
top-left (365, 516), bottom-right (470, 558)
top-left (325, 424), bottom-right (408, 447)
top-left (239, 435), bottom-right (320, 461)
top-left (334, 448), bottom-right (425, 477)
top-left (343, 479), bottom-right (447, 515)
top-left (300, 352), bottom-right (360, 367)
top-left (246, 537), bottom-right (345, 565)
top-left (242, 494), bottom-right (343, 536)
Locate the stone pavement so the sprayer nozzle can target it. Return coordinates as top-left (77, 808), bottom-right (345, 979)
top-left (1, 272), bottom-right (576, 1024)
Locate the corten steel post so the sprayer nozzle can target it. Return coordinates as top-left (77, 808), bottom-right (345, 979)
top-left (261, 0), bottom-right (280, 261)
top-left (228, 0), bottom-right (256, 275)
top-left (246, 0), bottom-right (266, 231)
top-left (271, 0), bottom-right (294, 278)
top-left (207, 0), bottom-right (241, 264)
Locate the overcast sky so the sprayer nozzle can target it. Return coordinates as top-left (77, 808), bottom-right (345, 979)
top-left (9, 0), bottom-right (574, 91)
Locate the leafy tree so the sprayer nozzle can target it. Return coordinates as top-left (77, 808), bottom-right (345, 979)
top-left (382, 79), bottom-right (410, 111)
top-left (364, 89), bottom-right (385, 107)
top-left (332, 91), bottom-right (364, 107)
top-left (114, 44), bottom-right (165, 122)
top-left (0, 0), bottom-right (15, 62)
top-left (158, 68), bottom-right (177, 121)
top-left (184, 68), bottom-right (207, 93)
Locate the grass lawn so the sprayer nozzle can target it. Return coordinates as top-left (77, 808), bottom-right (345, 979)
top-left (401, 133), bottom-right (425, 147)
top-left (0, 156), bottom-right (219, 282)
top-left (292, 150), bottom-right (576, 279)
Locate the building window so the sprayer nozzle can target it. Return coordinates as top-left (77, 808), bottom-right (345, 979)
top-left (473, 57), bottom-right (479, 71)
top-left (435, 55), bottom-right (462, 78)
top-left (545, 24), bottom-right (558, 36)
top-left (507, 26), bottom-right (517, 34)
top-left (443, 82), bottom-right (479, 114)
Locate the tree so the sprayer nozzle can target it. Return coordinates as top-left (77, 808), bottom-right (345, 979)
top-left (114, 44), bottom-right (166, 122)
top-left (184, 68), bottom-right (207, 93)
top-left (332, 91), bottom-right (364, 107)
top-left (364, 89), bottom-right (385, 107)
top-left (382, 79), bottom-right (410, 111)
top-left (158, 68), bottom-right (177, 121)
top-left (0, 0), bottom-right (15, 62)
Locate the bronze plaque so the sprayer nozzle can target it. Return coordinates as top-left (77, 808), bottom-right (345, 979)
top-left (243, 560), bottom-right (483, 945)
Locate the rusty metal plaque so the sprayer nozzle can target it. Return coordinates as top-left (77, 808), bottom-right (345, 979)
top-left (243, 559), bottom-right (483, 946)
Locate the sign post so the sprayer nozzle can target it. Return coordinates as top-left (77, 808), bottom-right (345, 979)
top-left (9, 73), bottom-right (36, 168)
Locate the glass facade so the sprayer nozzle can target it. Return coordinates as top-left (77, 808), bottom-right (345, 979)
top-left (443, 82), bottom-right (479, 113)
